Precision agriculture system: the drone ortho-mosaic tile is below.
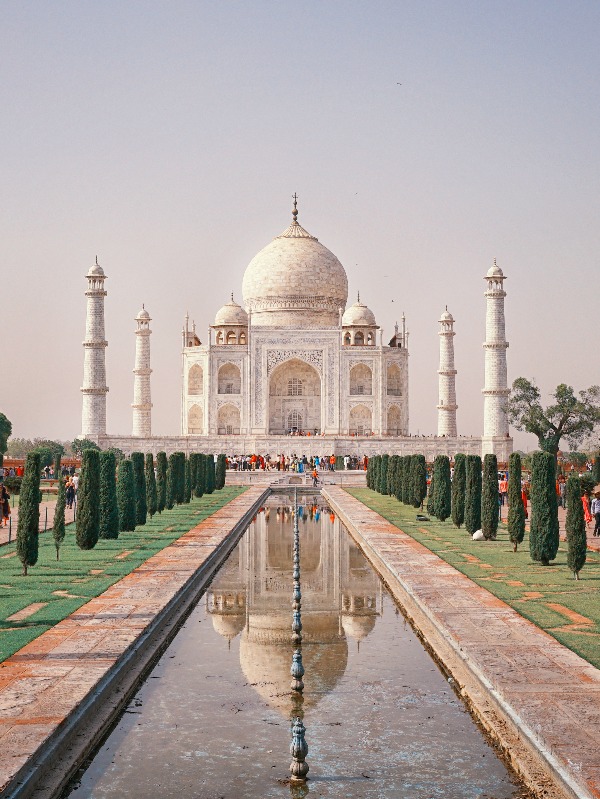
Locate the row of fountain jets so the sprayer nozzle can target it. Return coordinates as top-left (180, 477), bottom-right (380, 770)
top-left (290, 490), bottom-right (309, 784)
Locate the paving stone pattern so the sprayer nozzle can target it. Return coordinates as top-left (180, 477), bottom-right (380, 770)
top-left (324, 486), bottom-right (600, 799)
top-left (0, 486), bottom-right (266, 793)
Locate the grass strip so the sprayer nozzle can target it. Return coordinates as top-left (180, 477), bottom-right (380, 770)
top-left (347, 488), bottom-right (600, 670)
top-left (0, 487), bottom-right (245, 662)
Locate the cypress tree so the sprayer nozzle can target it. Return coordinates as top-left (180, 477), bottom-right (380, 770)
top-left (379, 455), bottom-right (389, 494)
top-left (184, 458), bottom-right (192, 503)
top-left (530, 451), bottom-right (559, 565)
top-left (593, 455), bottom-right (600, 485)
top-left (166, 454), bottom-right (177, 509)
top-left (507, 452), bottom-right (525, 552)
top-left (215, 454), bottom-right (227, 490)
top-left (426, 472), bottom-right (436, 516)
top-left (76, 448), bottom-right (100, 550)
top-left (386, 456), bottom-right (397, 496)
top-left (53, 476), bottom-right (66, 559)
top-left (411, 454), bottom-right (428, 509)
top-left (176, 452), bottom-right (186, 504)
top-left (370, 456), bottom-right (380, 493)
top-left (17, 452), bottom-right (41, 575)
top-left (481, 454), bottom-right (499, 540)
top-left (131, 452), bottom-right (147, 526)
top-left (451, 454), bottom-right (466, 527)
top-left (189, 454), bottom-right (198, 497)
top-left (394, 457), bottom-right (404, 501)
top-left (195, 453), bottom-right (205, 498)
top-left (565, 475), bottom-right (587, 579)
top-left (145, 454), bottom-right (157, 518)
top-left (402, 455), bottom-right (413, 504)
top-left (205, 454), bottom-right (216, 494)
top-left (54, 453), bottom-right (62, 480)
top-left (99, 450), bottom-right (119, 540)
top-left (156, 451), bottom-right (167, 513)
top-left (366, 456), bottom-right (373, 489)
top-left (433, 455), bottom-right (451, 521)
top-left (465, 455), bottom-right (482, 534)
top-left (117, 459), bottom-right (136, 532)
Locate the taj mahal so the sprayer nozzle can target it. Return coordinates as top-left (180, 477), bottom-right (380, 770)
top-left (80, 198), bottom-right (512, 461)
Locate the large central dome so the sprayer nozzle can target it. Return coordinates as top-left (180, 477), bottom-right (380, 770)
top-left (242, 205), bottom-right (348, 328)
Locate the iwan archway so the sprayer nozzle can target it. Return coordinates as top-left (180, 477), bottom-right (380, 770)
top-left (268, 358), bottom-right (321, 434)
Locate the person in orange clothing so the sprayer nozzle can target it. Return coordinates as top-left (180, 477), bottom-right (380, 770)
top-left (521, 488), bottom-right (528, 519)
top-left (582, 492), bottom-right (593, 526)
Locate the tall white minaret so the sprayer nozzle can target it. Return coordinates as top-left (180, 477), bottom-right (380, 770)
top-left (81, 258), bottom-right (108, 437)
top-left (132, 306), bottom-right (152, 437)
top-left (437, 307), bottom-right (457, 437)
top-left (482, 260), bottom-right (510, 453)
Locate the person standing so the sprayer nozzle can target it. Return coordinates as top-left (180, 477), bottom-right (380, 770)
top-left (1, 482), bottom-right (10, 527)
top-left (591, 493), bottom-right (600, 536)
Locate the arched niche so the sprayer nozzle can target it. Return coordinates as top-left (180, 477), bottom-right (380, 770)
top-left (226, 331), bottom-right (237, 345)
top-left (218, 362), bottom-right (241, 394)
top-left (268, 358), bottom-right (321, 434)
top-left (343, 332), bottom-right (351, 346)
top-left (239, 331), bottom-right (247, 345)
top-left (387, 404), bottom-right (402, 435)
top-left (387, 364), bottom-right (402, 396)
top-left (349, 404), bottom-right (372, 436)
top-left (217, 403), bottom-right (241, 434)
top-left (349, 363), bottom-right (372, 396)
top-left (188, 404), bottom-right (203, 434)
top-left (216, 331), bottom-right (224, 345)
top-left (188, 364), bottom-right (203, 395)
top-left (354, 331), bottom-right (365, 345)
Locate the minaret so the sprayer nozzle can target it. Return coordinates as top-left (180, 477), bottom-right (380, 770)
top-left (437, 307), bottom-right (457, 437)
top-left (81, 258), bottom-right (108, 437)
top-left (132, 306), bottom-right (152, 437)
top-left (482, 260), bottom-right (510, 452)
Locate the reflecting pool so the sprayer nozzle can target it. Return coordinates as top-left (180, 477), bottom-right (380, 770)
top-left (65, 493), bottom-right (529, 798)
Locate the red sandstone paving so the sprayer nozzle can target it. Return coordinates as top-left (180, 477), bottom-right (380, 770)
top-left (0, 486), bottom-right (265, 792)
top-left (325, 486), bottom-right (600, 799)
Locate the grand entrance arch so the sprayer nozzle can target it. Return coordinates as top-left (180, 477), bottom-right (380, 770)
top-left (268, 358), bottom-right (321, 434)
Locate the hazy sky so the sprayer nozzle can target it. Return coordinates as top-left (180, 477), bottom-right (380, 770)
top-left (2, 1), bottom-right (599, 451)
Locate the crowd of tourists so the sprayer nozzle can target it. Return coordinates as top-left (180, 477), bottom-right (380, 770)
top-left (225, 454), bottom-right (368, 472)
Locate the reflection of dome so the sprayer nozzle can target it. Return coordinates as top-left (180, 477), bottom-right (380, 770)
top-left (214, 297), bottom-right (248, 327)
top-left (239, 612), bottom-right (347, 714)
top-left (211, 614), bottom-right (245, 640)
top-left (342, 299), bottom-right (377, 327)
top-left (341, 613), bottom-right (376, 641)
top-left (242, 209), bottom-right (348, 328)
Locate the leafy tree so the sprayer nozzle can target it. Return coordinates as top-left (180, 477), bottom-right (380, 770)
top-left (54, 452), bottom-right (61, 479)
top-left (105, 447), bottom-right (126, 464)
top-left (156, 451), bottom-right (167, 513)
top-left (184, 458), bottom-right (192, 503)
top-left (426, 472), bottom-right (435, 516)
top-left (529, 451), bottom-right (559, 565)
top-left (465, 455), bottom-right (482, 534)
top-left (507, 378), bottom-right (600, 456)
top-left (507, 452), bottom-right (525, 552)
top-left (99, 451), bottom-right (119, 540)
top-left (379, 455), bottom-right (389, 494)
top-left (76, 449), bottom-right (100, 550)
top-left (411, 455), bottom-right (427, 509)
top-left (481, 454), bottom-right (499, 540)
top-left (195, 453), bottom-right (205, 498)
top-left (215, 454), bottom-right (227, 490)
top-left (205, 454), bottom-right (216, 494)
top-left (433, 455), bottom-right (451, 521)
top-left (145, 454), bottom-right (157, 518)
top-left (117, 459), bottom-right (136, 532)
top-left (16, 452), bottom-right (40, 575)
top-left (131, 452), bottom-right (147, 525)
top-left (0, 412), bottom-right (12, 470)
top-left (451, 454), bottom-right (466, 528)
top-left (72, 438), bottom-right (101, 457)
top-left (565, 475), bottom-right (587, 580)
top-left (565, 451), bottom-right (588, 468)
top-left (52, 476), bottom-right (66, 559)
top-left (166, 454), bottom-right (177, 509)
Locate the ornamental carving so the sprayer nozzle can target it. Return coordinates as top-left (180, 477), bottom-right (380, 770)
top-left (266, 350), bottom-right (323, 376)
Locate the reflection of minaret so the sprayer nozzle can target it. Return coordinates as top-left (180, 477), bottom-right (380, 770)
top-left (81, 258), bottom-right (108, 436)
top-left (132, 306), bottom-right (153, 437)
top-left (437, 307), bottom-right (457, 437)
top-left (482, 261), bottom-right (510, 452)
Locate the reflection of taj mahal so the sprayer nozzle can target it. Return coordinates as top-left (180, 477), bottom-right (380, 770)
top-left (81, 198), bottom-right (512, 459)
top-left (206, 497), bottom-right (381, 714)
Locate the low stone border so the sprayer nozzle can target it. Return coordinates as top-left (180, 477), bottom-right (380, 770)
top-left (323, 486), bottom-right (600, 799)
top-left (0, 486), bottom-right (269, 799)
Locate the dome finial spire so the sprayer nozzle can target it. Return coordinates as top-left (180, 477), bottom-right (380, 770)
top-left (231, 291), bottom-right (234, 302)
top-left (292, 192), bottom-right (298, 223)
top-left (357, 290), bottom-right (360, 303)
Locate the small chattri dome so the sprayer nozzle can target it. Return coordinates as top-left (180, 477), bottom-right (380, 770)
top-left (214, 295), bottom-right (248, 327)
top-left (136, 306), bottom-right (151, 320)
top-left (439, 307), bottom-right (454, 322)
top-left (342, 296), bottom-right (377, 327)
top-left (486, 259), bottom-right (504, 278)
top-left (87, 260), bottom-right (105, 277)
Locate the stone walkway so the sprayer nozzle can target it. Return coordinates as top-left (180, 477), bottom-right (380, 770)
top-left (0, 486), bottom-right (267, 796)
top-left (0, 497), bottom-right (76, 546)
top-left (323, 486), bottom-right (600, 799)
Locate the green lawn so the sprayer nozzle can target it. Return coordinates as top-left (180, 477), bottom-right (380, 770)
top-left (347, 488), bottom-right (600, 670)
top-left (0, 487), bottom-right (245, 663)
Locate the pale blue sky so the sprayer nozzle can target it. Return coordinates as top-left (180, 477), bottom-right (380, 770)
top-left (2, 1), bottom-right (599, 449)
